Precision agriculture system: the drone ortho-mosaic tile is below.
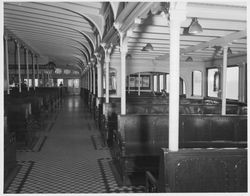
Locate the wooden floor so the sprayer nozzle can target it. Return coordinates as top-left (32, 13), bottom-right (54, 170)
top-left (5, 96), bottom-right (145, 193)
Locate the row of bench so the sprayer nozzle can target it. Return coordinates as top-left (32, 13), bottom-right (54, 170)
top-left (111, 114), bottom-right (247, 184)
top-left (4, 87), bottom-right (66, 184)
top-left (82, 89), bottom-right (247, 192)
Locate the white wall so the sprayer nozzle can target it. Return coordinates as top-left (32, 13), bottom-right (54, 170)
top-left (109, 57), bottom-right (206, 98)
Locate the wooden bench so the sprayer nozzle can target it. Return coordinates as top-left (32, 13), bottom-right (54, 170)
top-left (101, 103), bottom-right (188, 146)
top-left (146, 148), bottom-right (247, 192)
top-left (112, 114), bottom-right (247, 184)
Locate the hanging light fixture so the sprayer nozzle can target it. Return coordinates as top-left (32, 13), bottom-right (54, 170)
top-left (142, 43), bottom-right (154, 51)
top-left (185, 56), bottom-right (193, 62)
top-left (188, 18), bottom-right (203, 34)
top-left (220, 47), bottom-right (233, 55)
top-left (126, 54), bottom-right (132, 59)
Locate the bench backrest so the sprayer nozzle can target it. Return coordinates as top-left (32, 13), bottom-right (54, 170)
top-left (158, 148), bottom-right (247, 192)
top-left (118, 114), bottom-right (247, 156)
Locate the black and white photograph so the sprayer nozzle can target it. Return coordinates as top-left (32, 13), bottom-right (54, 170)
top-left (2, 0), bottom-right (248, 194)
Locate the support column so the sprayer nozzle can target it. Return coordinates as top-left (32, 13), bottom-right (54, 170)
top-left (92, 65), bottom-right (96, 95)
top-left (36, 56), bottom-right (39, 87)
top-left (239, 62), bottom-right (246, 102)
top-left (89, 63), bottom-right (92, 93)
top-left (138, 72), bottom-right (141, 96)
top-left (120, 33), bottom-right (128, 115)
top-left (163, 74), bottom-right (167, 90)
top-left (25, 49), bottom-right (29, 91)
top-left (103, 47), bottom-right (111, 104)
top-left (168, 3), bottom-right (186, 152)
top-left (4, 36), bottom-right (10, 94)
top-left (32, 54), bottom-right (35, 89)
top-left (96, 56), bottom-right (103, 98)
top-left (221, 46), bottom-right (228, 115)
top-left (16, 42), bottom-right (21, 93)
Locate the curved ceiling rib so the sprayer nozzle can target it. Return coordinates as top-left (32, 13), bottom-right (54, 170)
top-left (4, 2), bottom-right (104, 72)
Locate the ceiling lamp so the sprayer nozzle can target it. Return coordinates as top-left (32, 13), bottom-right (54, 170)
top-left (142, 43), bottom-right (154, 51)
top-left (185, 56), bottom-right (193, 62)
top-left (188, 18), bottom-right (203, 34)
top-left (126, 54), bottom-right (132, 59)
top-left (220, 47), bottom-right (233, 55)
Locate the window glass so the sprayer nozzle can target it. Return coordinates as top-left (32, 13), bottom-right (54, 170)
top-left (160, 75), bottom-right (163, 91)
top-left (207, 68), bottom-right (219, 97)
top-left (226, 66), bottom-right (239, 100)
top-left (24, 79), bottom-right (33, 87)
top-left (153, 75), bottom-right (157, 91)
top-left (68, 79), bottom-right (74, 87)
top-left (57, 79), bottom-right (64, 87)
top-left (192, 71), bottom-right (202, 96)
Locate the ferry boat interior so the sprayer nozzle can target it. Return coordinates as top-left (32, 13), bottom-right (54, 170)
top-left (2, 1), bottom-right (248, 193)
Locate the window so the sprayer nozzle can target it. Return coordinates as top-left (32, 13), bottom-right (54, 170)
top-left (24, 79), bottom-right (33, 87)
top-left (226, 66), bottom-right (239, 100)
top-left (57, 79), bottom-right (63, 87)
top-left (64, 69), bottom-right (71, 75)
top-left (68, 79), bottom-right (74, 87)
top-left (192, 71), bottom-right (202, 96)
top-left (55, 68), bottom-right (62, 74)
top-left (160, 75), bottom-right (164, 91)
top-left (153, 75), bottom-right (157, 91)
top-left (207, 68), bottom-right (219, 97)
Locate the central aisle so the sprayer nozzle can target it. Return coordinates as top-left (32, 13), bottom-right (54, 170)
top-left (6, 96), bottom-right (145, 193)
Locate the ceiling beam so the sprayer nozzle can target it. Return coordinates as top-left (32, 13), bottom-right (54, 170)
top-left (5, 28), bottom-right (40, 56)
top-left (181, 29), bottom-right (246, 54)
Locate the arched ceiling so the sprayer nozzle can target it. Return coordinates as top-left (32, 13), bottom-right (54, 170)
top-left (4, 2), bottom-right (105, 72)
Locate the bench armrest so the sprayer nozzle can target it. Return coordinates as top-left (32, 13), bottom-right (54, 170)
top-left (145, 171), bottom-right (158, 192)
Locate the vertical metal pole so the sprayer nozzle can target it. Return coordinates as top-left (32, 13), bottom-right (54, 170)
top-left (221, 46), bottom-right (228, 115)
top-left (17, 42), bottom-right (21, 93)
top-left (4, 36), bottom-right (10, 94)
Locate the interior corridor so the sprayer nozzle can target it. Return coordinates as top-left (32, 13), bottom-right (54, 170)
top-left (5, 96), bottom-right (145, 193)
